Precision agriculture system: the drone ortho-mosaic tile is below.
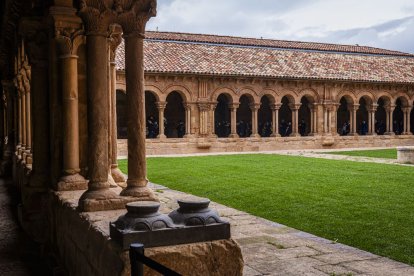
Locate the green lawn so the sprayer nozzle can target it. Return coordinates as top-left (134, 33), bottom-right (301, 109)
top-left (324, 148), bottom-right (397, 159)
top-left (118, 154), bottom-right (414, 265)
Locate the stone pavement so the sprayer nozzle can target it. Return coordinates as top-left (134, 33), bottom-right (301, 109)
top-left (0, 179), bottom-right (51, 276)
top-left (152, 183), bottom-right (414, 276)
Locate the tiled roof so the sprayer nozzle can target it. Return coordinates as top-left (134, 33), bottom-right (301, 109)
top-left (115, 31), bottom-right (414, 84)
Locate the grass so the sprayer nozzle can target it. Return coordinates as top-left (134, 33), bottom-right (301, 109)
top-left (323, 148), bottom-right (397, 159)
top-left (118, 154), bottom-right (414, 265)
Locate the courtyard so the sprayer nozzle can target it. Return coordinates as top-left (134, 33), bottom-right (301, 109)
top-left (119, 149), bottom-right (414, 267)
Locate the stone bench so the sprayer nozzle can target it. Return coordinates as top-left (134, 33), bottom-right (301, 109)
top-left (397, 146), bottom-right (414, 164)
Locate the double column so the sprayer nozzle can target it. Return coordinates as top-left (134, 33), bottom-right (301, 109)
top-left (156, 102), bottom-right (167, 138)
top-left (385, 105), bottom-right (395, 135)
top-left (402, 106), bottom-right (412, 135)
top-left (368, 104), bottom-right (378, 135)
top-left (249, 103), bottom-right (261, 137)
top-left (309, 103), bottom-right (318, 135)
top-left (289, 103), bottom-right (301, 137)
top-left (229, 103), bottom-right (239, 138)
top-left (348, 104), bottom-right (359, 135)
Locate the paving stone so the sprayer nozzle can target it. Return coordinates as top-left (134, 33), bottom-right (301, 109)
top-left (315, 264), bottom-right (361, 275)
top-left (312, 252), bottom-right (379, 265)
top-left (342, 257), bottom-right (414, 276)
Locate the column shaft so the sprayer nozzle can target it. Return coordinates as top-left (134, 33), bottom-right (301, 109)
top-left (229, 106), bottom-right (238, 137)
top-left (120, 34), bottom-right (156, 200)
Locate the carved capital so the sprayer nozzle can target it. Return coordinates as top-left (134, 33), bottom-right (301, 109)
top-left (270, 103), bottom-right (282, 111)
top-left (55, 27), bottom-right (85, 57)
top-left (197, 103), bottom-right (211, 112)
top-left (78, 0), bottom-right (116, 36)
top-left (228, 103), bottom-right (239, 110)
top-left (109, 24), bottom-right (123, 62)
top-left (289, 103), bottom-right (301, 111)
top-left (155, 101), bottom-right (167, 110)
top-left (249, 103), bottom-right (261, 111)
top-left (116, 0), bottom-right (157, 37)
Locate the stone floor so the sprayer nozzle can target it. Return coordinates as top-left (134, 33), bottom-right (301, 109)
top-left (0, 179), bottom-right (52, 276)
top-left (152, 183), bottom-right (414, 276)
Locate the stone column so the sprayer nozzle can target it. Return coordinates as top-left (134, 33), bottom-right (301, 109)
top-left (229, 103), bottom-right (239, 138)
top-left (407, 106), bottom-right (412, 134)
top-left (0, 89), bottom-right (4, 155)
top-left (348, 104), bottom-right (358, 135)
top-left (184, 103), bottom-right (192, 137)
top-left (20, 76), bottom-right (27, 153)
top-left (402, 107), bottom-right (411, 135)
top-left (209, 103), bottom-right (217, 137)
top-left (270, 104), bottom-right (281, 137)
top-left (156, 102), bottom-right (167, 139)
top-left (369, 104), bottom-right (378, 135)
top-left (15, 79), bottom-right (23, 158)
top-left (290, 104), bottom-right (301, 137)
top-left (385, 105), bottom-right (395, 135)
top-left (323, 105), bottom-right (328, 134)
top-left (249, 103), bottom-right (261, 138)
top-left (55, 27), bottom-right (87, 191)
top-left (309, 103), bottom-right (318, 135)
top-left (108, 26), bottom-right (126, 187)
top-left (22, 72), bottom-right (32, 164)
top-left (78, 5), bottom-right (120, 210)
top-left (119, 1), bottom-right (157, 201)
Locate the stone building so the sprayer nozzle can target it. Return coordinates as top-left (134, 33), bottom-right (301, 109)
top-left (115, 32), bottom-right (414, 155)
top-left (0, 0), bottom-right (243, 275)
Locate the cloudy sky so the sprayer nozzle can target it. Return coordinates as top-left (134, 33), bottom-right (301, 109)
top-left (147, 0), bottom-right (414, 54)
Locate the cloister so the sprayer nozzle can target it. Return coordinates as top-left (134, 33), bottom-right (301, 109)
top-left (114, 33), bottom-right (414, 154)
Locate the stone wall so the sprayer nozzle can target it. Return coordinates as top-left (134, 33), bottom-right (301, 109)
top-left (47, 189), bottom-right (243, 276)
top-left (117, 136), bottom-right (414, 156)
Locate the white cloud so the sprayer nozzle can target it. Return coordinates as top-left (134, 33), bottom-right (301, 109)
top-left (147, 0), bottom-right (414, 53)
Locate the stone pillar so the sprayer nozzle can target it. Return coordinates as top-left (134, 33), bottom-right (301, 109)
top-left (209, 103), bottom-right (217, 137)
top-left (229, 103), bottom-right (239, 138)
top-left (249, 103), bottom-right (261, 138)
top-left (78, 5), bottom-right (120, 210)
top-left (0, 89), bottom-right (4, 155)
top-left (197, 103), bottom-right (210, 137)
top-left (22, 74), bottom-right (32, 163)
top-left (184, 103), bottom-right (192, 137)
top-left (309, 103), bottom-right (318, 135)
top-left (156, 102), bottom-right (167, 139)
top-left (290, 104), bottom-right (301, 137)
top-left (55, 27), bottom-right (87, 191)
top-left (108, 26), bottom-right (126, 187)
top-left (323, 105), bottom-right (328, 134)
top-left (407, 106), bottom-right (412, 134)
top-left (15, 79), bottom-right (23, 158)
top-left (369, 104), bottom-right (378, 135)
top-left (270, 104), bottom-right (281, 137)
top-left (331, 104), bottom-right (339, 135)
top-left (20, 77), bottom-right (27, 152)
top-left (402, 107), bottom-right (411, 135)
top-left (119, 1), bottom-right (157, 201)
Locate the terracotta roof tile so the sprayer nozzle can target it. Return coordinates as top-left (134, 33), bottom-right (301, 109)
top-left (115, 31), bottom-right (414, 84)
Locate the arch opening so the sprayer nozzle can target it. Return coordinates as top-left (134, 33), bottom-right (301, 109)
top-left (337, 97), bottom-right (350, 136)
top-left (145, 91), bottom-right (158, 139)
top-left (279, 96), bottom-right (292, 137)
top-left (215, 94), bottom-right (231, 138)
top-left (165, 91), bottom-right (185, 138)
top-left (258, 96), bottom-right (272, 137)
top-left (357, 97), bottom-right (368, 135)
top-left (236, 95), bottom-right (253, 138)
top-left (116, 89), bottom-right (127, 139)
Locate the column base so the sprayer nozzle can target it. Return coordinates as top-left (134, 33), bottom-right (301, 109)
top-left (250, 134), bottom-right (261, 138)
top-left (78, 188), bottom-right (124, 212)
top-left (57, 173), bottom-right (88, 191)
top-left (384, 132), bottom-right (395, 136)
top-left (289, 133), bottom-right (301, 137)
top-left (228, 133), bottom-right (239, 138)
top-left (270, 133), bottom-right (281, 137)
top-left (111, 166), bottom-right (127, 188)
top-left (120, 186), bottom-right (159, 202)
top-left (108, 173), bottom-right (118, 188)
top-left (157, 134), bottom-right (166, 139)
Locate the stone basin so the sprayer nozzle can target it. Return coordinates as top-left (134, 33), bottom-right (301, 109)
top-left (397, 146), bottom-right (414, 164)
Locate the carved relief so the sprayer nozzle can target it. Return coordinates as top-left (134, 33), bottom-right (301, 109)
top-left (108, 25), bottom-right (123, 62)
top-left (116, 0), bottom-right (157, 36)
top-left (55, 28), bottom-right (85, 56)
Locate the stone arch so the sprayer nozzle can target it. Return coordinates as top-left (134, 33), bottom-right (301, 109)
top-left (211, 87), bottom-right (237, 103)
top-left (393, 93), bottom-right (410, 107)
top-left (238, 87), bottom-right (260, 104)
top-left (374, 93), bottom-right (392, 105)
top-left (258, 95), bottom-right (273, 137)
top-left (298, 88), bottom-right (319, 104)
top-left (236, 94), bottom-right (255, 137)
top-left (144, 85), bottom-right (162, 102)
top-left (336, 90), bottom-right (356, 104)
top-left (259, 89), bottom-right (277, 104)
top-left (279, 89), bottom-right (298, 104)
top-left (356, 91), bottom-right (374, 106)
top-left (215, 93), bottom-right (232, 138)
top-left (164, 84), bottom-right (192, 103)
